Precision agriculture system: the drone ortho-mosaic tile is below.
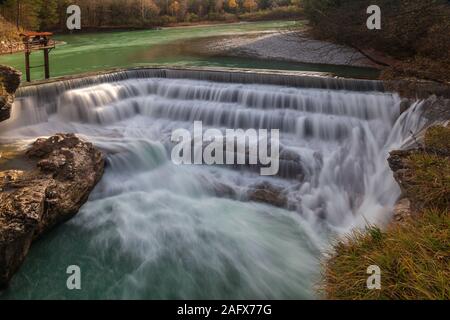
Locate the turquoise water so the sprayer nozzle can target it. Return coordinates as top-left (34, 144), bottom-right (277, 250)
top-left (0, 21), bottom-right (378, 80)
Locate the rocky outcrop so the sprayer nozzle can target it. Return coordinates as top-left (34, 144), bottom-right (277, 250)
top-left (388, 148), bottom-right (425, 219)
top-left (0, 134), bottom-right (105, 289)
top-left (0, 65), bottom-right (21, 122)
top-left (388, 124), bottom-right (450, 220)
top-left (0, 41), bottom-right (24, 55)
top-left (384, 79), bottom-right (450, 100)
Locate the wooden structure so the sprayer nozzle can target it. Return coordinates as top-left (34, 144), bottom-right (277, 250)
top-left (20, 32), bottom-right (56, 82)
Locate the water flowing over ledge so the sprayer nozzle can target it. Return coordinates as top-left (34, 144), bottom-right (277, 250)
top-left (0, 68), bottom-right (433, 299)
top-left (16, 67), bottom-right (385, 99)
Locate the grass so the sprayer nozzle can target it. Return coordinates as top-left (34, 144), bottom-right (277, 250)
top-left (424, 125), bottom-right (450, 156)
top-left (322, 209), bottom-right (449, 300)
top-left (322, 125), bottom-right (450, 299)
top-left (403, 153), bottom-right (450, 210)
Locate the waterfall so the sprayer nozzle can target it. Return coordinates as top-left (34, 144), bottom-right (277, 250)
top-left (0, 71), bottom-right (429, 299)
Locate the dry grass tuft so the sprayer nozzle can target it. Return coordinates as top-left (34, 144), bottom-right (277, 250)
top-left (321, 209), bottom-right (449, 300)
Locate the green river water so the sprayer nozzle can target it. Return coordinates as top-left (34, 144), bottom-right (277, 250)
top-left (0, 21), bottom-right (378, 80)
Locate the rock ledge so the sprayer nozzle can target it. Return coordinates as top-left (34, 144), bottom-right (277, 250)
top-left (0, 133), bottom-right (105, 289)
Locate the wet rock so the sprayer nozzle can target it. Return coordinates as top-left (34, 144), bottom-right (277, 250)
top-left (211, 181), bottom-right (238, 199)
top-left (0, 134), bottom-right (105, 289)
top-left (399, 99), bottom-right (412, 114)
top-left (387, 149), bottom-right (415, 197)
top-left (247, 182), bottom-right (288, 208)
top-left (420, 96), bottom-right (450, 123)
top-left (384, 79), bottom-right (450, 100)
top-left (0, 65), bottom-right (21, 123)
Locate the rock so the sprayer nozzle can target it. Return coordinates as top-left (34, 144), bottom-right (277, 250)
top-left (0, 65), bottom-right (21, 95)
top-left (399, 99), bottom-right (412, 114)
top-left (0, 95), bottom-right (13, 123)
top-left (393, 198), bottom-right (412, 222)
top-left (387, 149), bottom-right (415, 199)
top-left (0, 133), bottom-right (105, 289)
top-left (247, 181), bottom-right (288, 208)
top-left (0, 65), bottom-right (21, 123)
top-left (420, 96), bottom-right (450, 123)
top-left (384, 79), bottom-right (450, 100)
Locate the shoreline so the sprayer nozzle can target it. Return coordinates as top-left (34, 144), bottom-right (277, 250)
top-left (0, 19), bottom-right (299, 56)
top-left (198, 31), bottom-right (382, 69)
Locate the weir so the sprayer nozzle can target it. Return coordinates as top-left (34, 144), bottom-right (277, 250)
top-left (0, 68), bottom-right (431, 299)
top-left (16, 67), bottom-right (385, 100)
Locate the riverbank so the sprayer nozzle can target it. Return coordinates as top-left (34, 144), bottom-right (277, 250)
top-left (0, 16), bottom-right (22, 56)
top-left (201, 30), bottom-right (381, 68)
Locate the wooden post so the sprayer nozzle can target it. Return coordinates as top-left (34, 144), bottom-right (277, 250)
top-left (20, 32), bottom-right (55, 82)
top-left (25, 50), bottom-right (31, 82)
top-left (44, 48), bottom-right (50, 79)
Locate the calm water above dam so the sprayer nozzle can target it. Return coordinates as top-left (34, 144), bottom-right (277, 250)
top-left (0, 21), bottom-right (378, 81)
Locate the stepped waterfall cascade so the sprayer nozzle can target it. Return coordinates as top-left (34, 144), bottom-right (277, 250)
top-left (0, 70), bottom-right (429, 299)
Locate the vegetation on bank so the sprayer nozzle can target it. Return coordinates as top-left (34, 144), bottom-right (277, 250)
top-left (0, 15), bottom-right (20, 42)
top-left (322, 125), bottom-right (450, 300)
top-left (0, 0), bottom-right (302, 31)
top-left (303, 0), bottom-right (450, 83)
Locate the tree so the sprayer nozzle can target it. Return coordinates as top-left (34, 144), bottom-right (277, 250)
top-left (169, 0), bottom-right (180, 16)
top-left (226, 0), bottom-right (237, 12)
top-left (39, 0), bottom-right (58, 30)
top-left (242, 0), bottom-right (257, 12)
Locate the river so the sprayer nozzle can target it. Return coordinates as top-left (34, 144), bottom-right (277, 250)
top-left (0, 21), bottom-right (378, 81)
top-left (0, 69), bottom-right (427, 299)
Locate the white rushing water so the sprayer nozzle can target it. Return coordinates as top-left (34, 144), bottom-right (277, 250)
top-left (0, 74), bottom-right (428, 299)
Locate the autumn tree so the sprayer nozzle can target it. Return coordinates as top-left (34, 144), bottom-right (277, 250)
top-left (226, 0), bottom-right (237, 12)
top-left (242, 0), bottom-right (257, 12)
top-left (169, 0), bottom-right (180, 17)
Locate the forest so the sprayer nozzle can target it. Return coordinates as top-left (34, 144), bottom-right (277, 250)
top-left (0, 0), bottom-right (302, 30)
top-left (303, 0), bottom-right (450, 83)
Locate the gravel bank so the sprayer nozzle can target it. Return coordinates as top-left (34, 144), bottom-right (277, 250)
top-left (205, 31), bottom-right (379, 68)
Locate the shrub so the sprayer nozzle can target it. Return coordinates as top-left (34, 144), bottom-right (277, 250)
top-left (239, 5), bottom-right (304, 21)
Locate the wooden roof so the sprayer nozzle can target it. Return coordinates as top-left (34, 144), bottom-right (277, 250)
top-left (20, 32), bottom-right (53, 38)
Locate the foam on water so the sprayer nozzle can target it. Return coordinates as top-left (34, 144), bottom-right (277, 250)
top-left (0, 74), bottom-right (428, 299)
